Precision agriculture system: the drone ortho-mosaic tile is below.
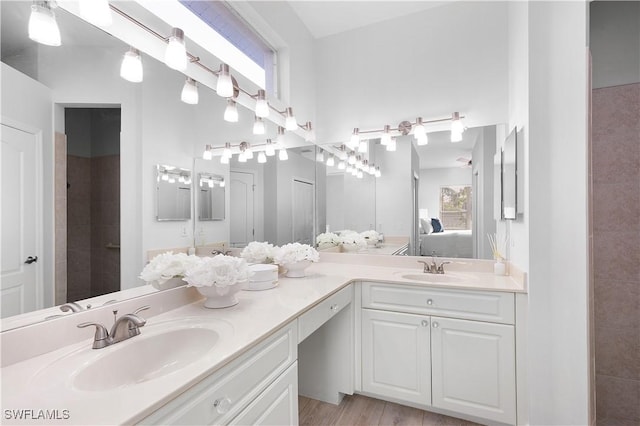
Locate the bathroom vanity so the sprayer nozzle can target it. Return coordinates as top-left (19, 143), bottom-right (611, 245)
top-left (0, 254), bottom-right (526, 425)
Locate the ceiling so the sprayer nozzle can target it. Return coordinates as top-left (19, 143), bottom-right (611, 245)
top-left (287, 1), bottom-right (450, 39)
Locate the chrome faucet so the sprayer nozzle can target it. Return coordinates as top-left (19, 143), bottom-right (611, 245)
top-left (417, 256), bottom-right (451, 274)
top-left (77, 306), bottom-right (150, 349)
top-left (60, 302), bottom-right (84, 313)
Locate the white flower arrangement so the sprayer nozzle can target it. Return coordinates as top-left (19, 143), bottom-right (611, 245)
top-left (273, 243), bottom-right (320, 265)
top-left (316, 232), bottom-right (340, 247)
top-left (339, 231), bottom-right (367, 249)
top-left (360, 230), bottom-right (381, 242)
top-left (139, 252), bottom-right (199, 287)
top-left (240, 241), bottom-right (277, 264)
top-left (183, 255), bottom-right (251, 290)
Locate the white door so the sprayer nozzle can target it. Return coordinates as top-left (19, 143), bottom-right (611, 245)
top-left (361, 309), bottom-right (431, 406)
top-left (431, 316), bottom-right (516, 424)
top-left (292, 179), bottom-right (314, 245)
top-left (1, 124), bottom-right (40, 317)
top-left (230, 171), bottom-right (254, 247)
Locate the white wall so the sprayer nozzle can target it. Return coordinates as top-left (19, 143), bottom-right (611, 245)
top-left (314, 1), bottom-right (508, 144)
top-left (419, 167), bottom-right (472, 222)
top-left (1, 63), bottom-right (54, 308)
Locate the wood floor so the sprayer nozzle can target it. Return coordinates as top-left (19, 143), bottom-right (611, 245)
top-left (298, 394), bottom-right (482, 426)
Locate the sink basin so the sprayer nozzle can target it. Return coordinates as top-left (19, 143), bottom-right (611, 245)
top-left (394, 272), bottom-right (468, 284)
top-left (74, 327), bottom-right (219, 391)
top-left (29, 318), bottom-right (231, 392)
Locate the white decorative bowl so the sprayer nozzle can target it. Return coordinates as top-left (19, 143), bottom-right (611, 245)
top-left (195, 282), bottom-right (244, 308)
top-left (150, 276), bottom-right (185, 291)
top-left (341, 243), bottom-right (360, 252)
top-left (283, 260), bottom-right (312, 278)
top-left (243, 264), bottom-right (279, 291)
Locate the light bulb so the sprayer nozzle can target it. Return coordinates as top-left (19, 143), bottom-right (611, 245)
top-left (202, 145), bottom-right (212, 160)
top-left (238, 152), bottom-right (247, 163)
top-left (349, 128), bottom-right (360, 150)
top-left (386, 137), bottom-right (397, 152)
top-left (79, 0), bottom-right (112, 28)
top-left (279, 148), bottom-right (288, 161)
top-left (224, 100), bottom-right (239, 122)
top-left (28, 3), bottom-right (61, 46)
top-left (220, 155), bottom-right (229, 165)
top-left (265, 140), bottom-right (276, 156)
top-left (255, 89), bottom-right (269, 117)
top-left (348, 151), bottom-right (356, 165)
top-left (120, 48), bottom-right (143, 83)
top-left (253, 117), bottom-right (265, 135)
top-left (181, 77), bottom-right (198, 104)
top-left (358, 139), bottom-right (368, 153)
top-left (258, 152), bottom-right (267, 164)
top-left (216, 64), bottom-right (234, 98)
top-left (164, 28), bottom-right (187, 71)
top-left (381, 125), bottom-right (391, 146)
top-left (316, 149), bottom-right (324, 163)
top-left (285, 107), bottom-right (297, 131)
top-left (326, 155), bottom-right (335, 167)
top-left (451, 112), bottom-right (465, 135)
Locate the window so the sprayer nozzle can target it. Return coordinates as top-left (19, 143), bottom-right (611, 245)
top-left (179, 0), bottom-right (278, 96)
top-left (440, 186), bottom-right (472, 230)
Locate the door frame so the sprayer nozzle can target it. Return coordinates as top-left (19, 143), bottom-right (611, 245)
top-left (229, 170), bottom-right (256, 247)
top-left (291, 177), bottom-right (315, 245)
top-left (1, 116), bottom-right (45, 311)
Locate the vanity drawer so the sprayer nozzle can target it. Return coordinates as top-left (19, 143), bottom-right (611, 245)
top-left (140, 322), bottom-right (297, 425)
top-left (298, 285), bottom-right (352, 343)
top-left (361, 282), bottom-right (514, 325)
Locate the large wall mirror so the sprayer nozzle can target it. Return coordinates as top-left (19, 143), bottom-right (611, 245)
top-left (156, 165), bottom-right (192, 221)
top-left (197, 173), bottom-right (225, 221)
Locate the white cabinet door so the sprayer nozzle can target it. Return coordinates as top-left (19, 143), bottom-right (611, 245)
top-left (230, 362), bottom-right (298, 426)
top-left (361, 309), bottom-right (431, 406)
top-left (431, 316), bottom-right (516, 424)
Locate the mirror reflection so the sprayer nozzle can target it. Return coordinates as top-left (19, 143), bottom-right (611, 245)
top-left (197, 173), bottom-right (225, 221)
top-left (156, 165), bottom-right (192, 221)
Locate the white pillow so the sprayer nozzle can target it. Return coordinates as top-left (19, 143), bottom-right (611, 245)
top-left (420, 218), bottom-right (433, 234)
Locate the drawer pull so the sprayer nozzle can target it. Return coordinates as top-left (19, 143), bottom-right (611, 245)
top-left (330, 304), bottom-right (339, 311)
top-left (421, 320), bottom-right (429, 327)
top-left (432, 321), bottom-right (439, 328)
top-left (213, 397), bottom-right (232, 414)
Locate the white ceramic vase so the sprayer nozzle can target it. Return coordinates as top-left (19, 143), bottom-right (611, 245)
top-left (341, 243), bottom-right (360, 252)
top-left (150, 276), bottom-right (185, 291)
top-left (283, 260), bottom-right (312, 278)
top-left (493, 260), bottom-right (506, 276)
top-left (195, 282), bottom-right (244, 308)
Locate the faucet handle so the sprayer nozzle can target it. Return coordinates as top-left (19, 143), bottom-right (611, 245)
top-left (133, 305), bottom-right (151, 316)
top-left (77, 322), bottom-right (110, 349)
top-left (437, 261), bottom-right (451, 274)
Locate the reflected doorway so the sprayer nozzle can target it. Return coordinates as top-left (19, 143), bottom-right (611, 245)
top-left (65, 107), bottom-right (121, 302)
top-left (230, 171), bottom-right (255, 248)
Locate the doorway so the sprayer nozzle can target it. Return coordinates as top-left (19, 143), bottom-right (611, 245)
top-left (292, 179), bottom-right (315, 245)
top-left (65, 108), bottom-right (121, 302)
top-left (230, 171), bottom-right (255, 248)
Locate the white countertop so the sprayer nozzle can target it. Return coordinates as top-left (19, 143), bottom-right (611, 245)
top-left (0, 258), bottom-right (525, 425)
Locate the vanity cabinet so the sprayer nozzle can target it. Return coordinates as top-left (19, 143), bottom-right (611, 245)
top-left (360, 282), bottom-right (516, 425)
top-left (140, 322), bottom-right (298, 425)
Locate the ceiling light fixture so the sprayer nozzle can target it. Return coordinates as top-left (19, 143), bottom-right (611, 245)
top-left (258, 151), bottom-right (267, 164)
top-left (381, 125), bottom-right (391, 146)
top-left (413, 117), bottom-right (428, 145)
top-left (265, 139), bottom-right (276, 156)
top-left (28, 2), bottom-right (61, 46)
top-left (224, 99), bottom-right (239, 122)
top-left (216, 63), bottom-right (234, 98)
top-left (284, 107), bottom-right (297, 131)
top-left (254, 89), bottom-right (269, 118)
top-left (349, 128), bottom-right (360, 150)
top-left (222, 142), bottom-right (232, 159)
top-left (253, 116), bottom-right (265, 135)
top-left (450, 112), bottom-right (465, 142)
top-left (387, 137), bottom-right (397, 152)
top-left (120, 47), bottom-right (143, 83)
top-left (164, 28), bottom-right (187, 71)
top-left (181, 77), bottom-right (199, 104)
top-left (316, 148), bottom-right (324, 163)
top-left (78, 0), bottom-right (112, 28)
top-left (202, 144), bottom-right (213, 160)
top-left (326, 154), bottom-right (335, 167)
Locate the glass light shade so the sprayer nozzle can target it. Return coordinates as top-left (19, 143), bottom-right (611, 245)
top-left (451, 131), bottom-right (463, 143)
top-left (223, 144), bottom-right (232, 158)
top-left (349, 132), bottom-right (360, 150)
top-left (258, 152), bottom-right (267, 164)
top-left (164, 28), bottom-right (187, 71)
top-left (28, 4), bottom-right (61, 46)
top-left (202, 148), bottom-right (212, 160)
top-left (245, 148), bottom-right (254, 160)
top-left (79, 0), bottom-right (112, 27)
top-left (276, 128), bottom-right (285, 146)
top-left (168, 176), bottom-right (176, 184)
top-left (326, 155), bottom-right (335, 167)
top-left (207, 180), bottom-right (214, 188)
top-left (253, 118), bottom-right (265, 135)
top-left (375, 167), bottom-right (382, 178)
top-left (216, 65), bottom-right (234, 98)
top-left (386, 138), bottom-right (397, 152)
top-left (161, 172), bottom-right (169, 181)
top-left (348, 152), bottom-right (356, 165)
top-left (413, 123), bottom-right (426, 139)
top-left (357, 170), bottom-right (364, 179)
top-left (381, 133), bottom-right (391, 146)
top-left (305, 127), bottom-right (316, 143)
top-left (346, 164), bottom-right (353, 173)
top-left (120, 48), bottom-right (143, 83)
top-left (224, 101), bottom-right (239, 123)
top-left (279, 148), bottom-right (288, 161)
top-left (220, 155), bottom-right (229, 165)
top-left (316, 150), bottom-right (324, 163)
top-left (181, 78), bottom-right (198, 104)
top-left (358, 140), bottom-right (368, 153)
top-left (219, 180), bottom-right (226, 187)
top-left (451, 118), bottom-right (464, 135)
top-left (255, 90), bottom-right (269, 117)
top-left (285, 116), bottom-right (297, 131)
top-left (265, 141), bottom-right (276, 156)
top-left (416, 133), bottom-right (429, 146)
top-left (338, 161), bottom-right (346, 170)
top-left (238, 152), bottom-right (247, 162)
top-left (351, 168), bottom-right (358, 176)
top-left (369, 165), bottom-right (376, 174)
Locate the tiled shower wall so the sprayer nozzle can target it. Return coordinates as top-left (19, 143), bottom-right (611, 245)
top-left (592, 83), bottom-right (640, 425)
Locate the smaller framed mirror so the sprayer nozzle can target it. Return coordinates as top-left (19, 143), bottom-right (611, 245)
top-left (156, 164), bottom-right (192, 221)
top-left (501, 127), bottom-right (517, 220)
top-left (198, 173), bottom-right (226, 221)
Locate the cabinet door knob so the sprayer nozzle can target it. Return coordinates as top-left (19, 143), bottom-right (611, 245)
top-left (330, 304), bottom-right (339, 311)
top-left (421, 320), bottom-right (429, 327)
top-left (432, 321), bottom-right (439, 328)
top-left (426, 299), bottom-right (433, 305)
top-left (213, 397), bottom-right (232, 414)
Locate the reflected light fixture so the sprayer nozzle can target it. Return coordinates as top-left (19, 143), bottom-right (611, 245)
top-left (316, 148), bottom-right (324, 163)
top-left (219, 179), bottom-right (226, 187)
top-left (28, 2), bottom-right (61, 46)
top-left (276, 126), bottom-right (286, 146)
top-left (224, 99), bottom-right (239, 122)
top-left (304, 122), bottom-right (315, 142)
top-left (348, 151), bottom-right (357, 165)
top-left (349, 128), bottom-right (360, 150)
top-left (207, 179), bottom-right (214, 188)
top-left (357, 170), bottom-right (364, 179)
top-left (245, 144), bottom-right (254, 160)
top-left (279, 148), bottom-right (288, 161)
top-left (451, 112), bottom-right (464, 142)
top-left (216, 64), bottom-right (234, 98)
top-left (202, 144), bottom-right (213, 160)
top-left (338, 160), bottom-right (346, 170)
top-left (258, 151), bottom-right (267, 164)
top-left (79, 0), bottom-right (112, 28)
top-left (265, 139), bottom-right (276, 156)
top-left (326, 154), bottom-right (335, 167)
top-left (253, 116), bottom-right (265, 135)
top-left (285, 107), bottom-right (297, 131)
top-left (358, 139), bottom-right (368, 153)
top-left (386, 137), bottom-right (397, 152)
top-left (414, 117), bottom-right (428, 145)
top-left (238, 152), bottom-right (247, 163)
top-left (164, 28), bottom-right (187, 71)
top-left (381, 125), bottom-right (391, 146)
top-left (255, 89), bottom-right (269, 117)
top-left (181, 77), bottom-right (199, 104)
top-left (222, 142), bottom-right (232, 159)
top-left (220, 155), bottom-right (229, 165)
top-left (375, 167), bottom-right (382, 178)
top-left (120, 47), bottom-right (143, 83)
